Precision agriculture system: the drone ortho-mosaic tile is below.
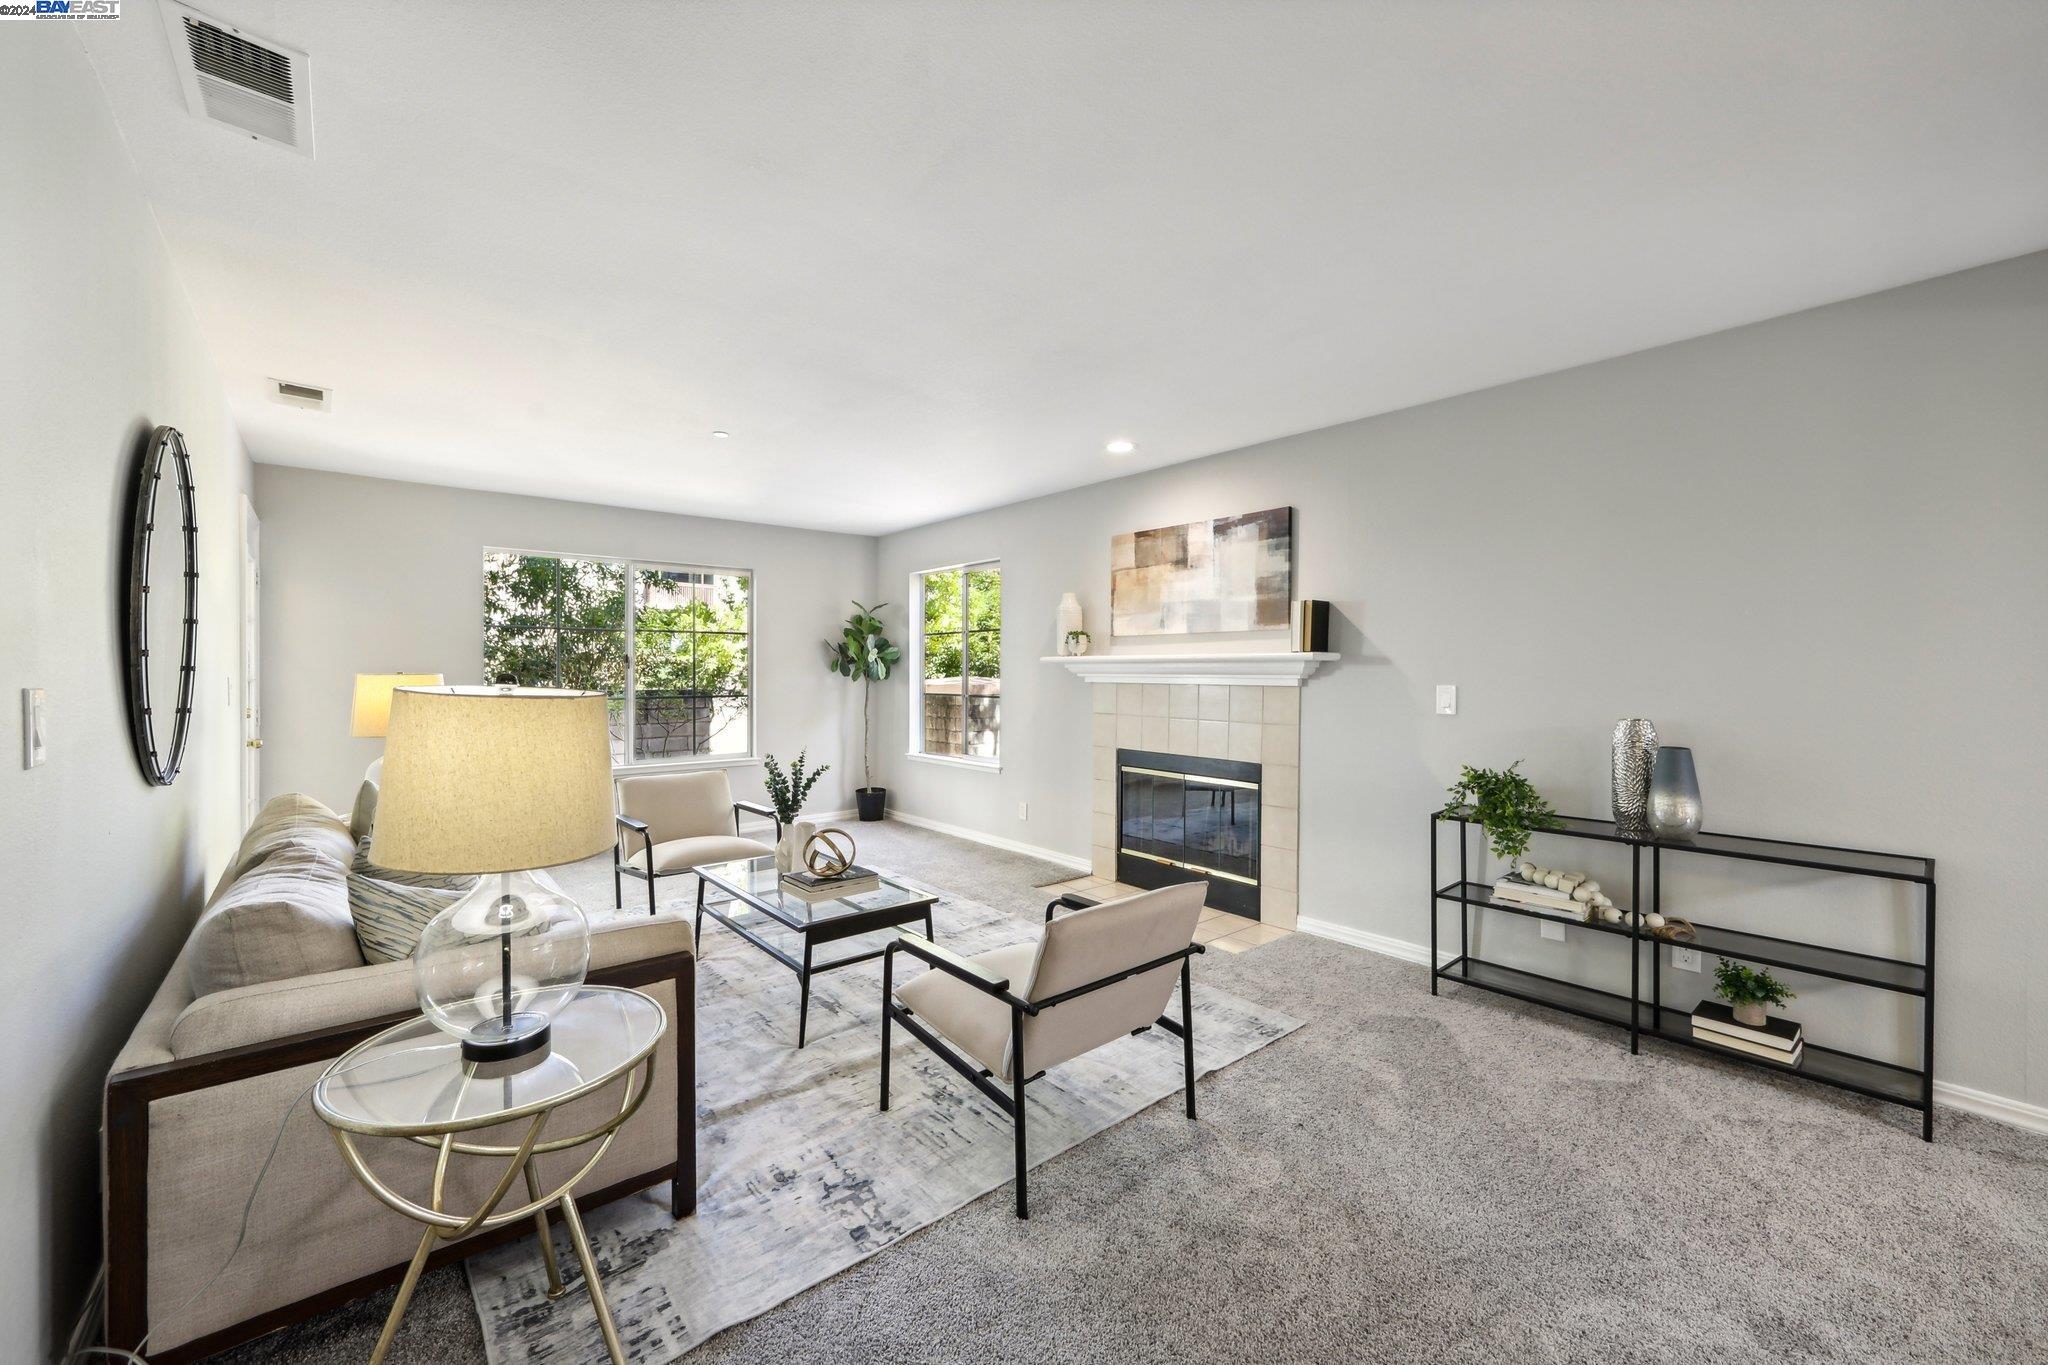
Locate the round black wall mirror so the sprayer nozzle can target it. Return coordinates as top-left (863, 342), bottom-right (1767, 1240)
top-left (124, 425), bottom-right (198, 786)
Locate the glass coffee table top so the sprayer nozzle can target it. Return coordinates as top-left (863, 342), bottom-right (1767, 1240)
top-left (696, 855), bottom-right (935, 927)
top-left (313, 986), bottom-right (666, 1137)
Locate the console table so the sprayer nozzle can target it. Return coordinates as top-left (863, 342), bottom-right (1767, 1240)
top-left (1428, 811), bottom-right (1937, 1140)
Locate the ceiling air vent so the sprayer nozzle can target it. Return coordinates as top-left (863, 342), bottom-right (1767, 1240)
top-left (270, 379), bottom-right (331, 411)
top-left (160, 3), bottom-right (313, 156)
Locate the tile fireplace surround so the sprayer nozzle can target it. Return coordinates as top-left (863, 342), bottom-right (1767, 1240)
top-left (1091, 682), bottom-right (1300, 929)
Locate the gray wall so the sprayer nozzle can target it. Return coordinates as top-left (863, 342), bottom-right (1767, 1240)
top-left (252, 466), bottom-right (878, 818)
top-left (0, 33), bottom-right (255, 1355)
top-left (875, 252), bottom-right (2048, 1112)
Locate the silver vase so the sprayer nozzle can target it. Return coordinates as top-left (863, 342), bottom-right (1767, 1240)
top-left (1648, 746), bottom-right (1702, 840)
top-left (1611, 718), bottom-right (1657, 836)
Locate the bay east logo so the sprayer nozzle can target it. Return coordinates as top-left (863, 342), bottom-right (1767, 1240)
top-left (0, 0), bottom-right (123, 18)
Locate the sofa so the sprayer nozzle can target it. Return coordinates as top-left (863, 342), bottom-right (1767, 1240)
top-left (102, 792), bottom-right (694, 1362)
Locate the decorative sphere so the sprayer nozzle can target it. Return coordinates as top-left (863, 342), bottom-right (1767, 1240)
top-left (804, 827), bottom-right (857, 877)
top-left (413, 869), bottom-right (590, 1058)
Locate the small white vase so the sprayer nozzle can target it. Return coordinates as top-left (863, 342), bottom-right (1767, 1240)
top-left (775, 820), bottom-right (816, 873)
top-left (1732, 1002), bottom-right (1767, 1028)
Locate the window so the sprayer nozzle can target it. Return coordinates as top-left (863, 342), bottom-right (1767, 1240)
top-left (483, 550), bottom-right (752, 765)
top-left (914, 561), bottom-right (1001, 761)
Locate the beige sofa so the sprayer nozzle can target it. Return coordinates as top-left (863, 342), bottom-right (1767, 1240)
top-left (102, 793), bottom-right (694, 1362)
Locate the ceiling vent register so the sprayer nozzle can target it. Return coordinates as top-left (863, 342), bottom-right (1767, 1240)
top-left (161, 3), bottom-right (313, 156)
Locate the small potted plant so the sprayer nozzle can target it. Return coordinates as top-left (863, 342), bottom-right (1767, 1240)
top-left (1439, 761), bottom-right (1558, 861)
top-left (1713, 961), bottom-right (1795, 1027)
top-left (824, 601), bottom-right (900, 821)
top-left (763, 750), bottom-right (829, 871)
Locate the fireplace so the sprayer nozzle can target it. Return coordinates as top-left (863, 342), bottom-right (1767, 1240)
top-left (1116, 749), bottom-right (1262, 918)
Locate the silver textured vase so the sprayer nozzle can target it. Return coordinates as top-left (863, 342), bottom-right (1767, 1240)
top-left (1611, 718), bottom-right (1657, 837)
top-left (1648, 746), bottom-right (1702, 840)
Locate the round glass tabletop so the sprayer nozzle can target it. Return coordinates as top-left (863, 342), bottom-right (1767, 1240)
top-left (313, 985), bottom-right (666, 1137)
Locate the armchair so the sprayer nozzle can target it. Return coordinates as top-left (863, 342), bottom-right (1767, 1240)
top-left (881, 881), bottom-right (1207, 1217)
top-left (614, 769), bottom-right (779, 917)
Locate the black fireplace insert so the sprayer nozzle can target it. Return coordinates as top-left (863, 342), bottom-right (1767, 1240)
top-left (1115, 748), bottom-right (1261, 918)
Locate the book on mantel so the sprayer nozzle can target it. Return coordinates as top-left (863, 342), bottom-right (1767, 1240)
top-left (1489, 875), bottom-right (1590, 922)
top-left (1692, 1000), bottom-right (1804, 1066)
top-left (780, 865), bottom-right (882, 903)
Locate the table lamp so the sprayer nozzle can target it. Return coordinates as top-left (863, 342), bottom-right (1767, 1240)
top-left (371, 685), bottom-right (616, 1060)
top-left (351, 672), bottom-right (445, 783)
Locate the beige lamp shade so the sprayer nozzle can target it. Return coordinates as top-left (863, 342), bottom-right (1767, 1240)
top-left (370, 686), bottom-right (617, 874)
top-left (350, 673), bottom-right (445, 738)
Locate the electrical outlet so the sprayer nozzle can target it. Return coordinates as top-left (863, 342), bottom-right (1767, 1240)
top-left (1539, 921), bottom-right (1565, 942)
top-left (1671, 946), bottom-right (1702, 972)
top-left (1435, 684), bottom-right (1457, 715)
top-left (22, 688), bottom-right (46, 769)
top-left (1017, 801), bottom-right (1029, 822)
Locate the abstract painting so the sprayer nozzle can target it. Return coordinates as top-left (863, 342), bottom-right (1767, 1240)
top-left (1111, 506), bottom-right (1293, 636)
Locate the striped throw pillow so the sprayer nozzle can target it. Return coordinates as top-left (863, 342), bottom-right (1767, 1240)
top-left (348, 873), bottom-right (466, 964)
top-left (352, 835), bottom-right (476, 891)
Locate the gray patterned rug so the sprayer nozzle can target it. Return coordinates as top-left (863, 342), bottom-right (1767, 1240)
top-left (465, 882), bottom-right (1301, 1362)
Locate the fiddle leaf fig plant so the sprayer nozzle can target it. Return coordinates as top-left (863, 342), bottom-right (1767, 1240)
top-left (824, 601), bottom-right (901, 792)
top-left (1440, 761), bottom-right (1559, 862)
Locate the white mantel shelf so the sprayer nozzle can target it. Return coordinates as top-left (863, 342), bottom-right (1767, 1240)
top-left (1040, 651), bottom-right (1339, 687)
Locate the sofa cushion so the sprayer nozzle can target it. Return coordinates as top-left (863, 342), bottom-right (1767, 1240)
top-left (230, 793), bottom-right (356, 880)
top-left (348, 872), bottom-right (467, 964)
top-left (188, 840), bottom-right (365, 997)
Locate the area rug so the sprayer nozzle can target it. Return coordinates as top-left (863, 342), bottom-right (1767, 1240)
top-left (466, 882), bottom-right (1301, 1363)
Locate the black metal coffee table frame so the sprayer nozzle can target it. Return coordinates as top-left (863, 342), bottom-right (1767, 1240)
top-left (695, 863), bottom-right (936, 1047)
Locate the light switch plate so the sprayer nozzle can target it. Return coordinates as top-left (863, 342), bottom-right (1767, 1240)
top-left (1671, 946), bottom-right (1702, 972)
top-left (1435, 684), bottom-right (1457, 715)
top-left (1539, 921), bottom-right (1565, 941)
top-left (1017, 801), bottom-right (1029, 822)
top-left (22, 688), bottom-right (46, 768)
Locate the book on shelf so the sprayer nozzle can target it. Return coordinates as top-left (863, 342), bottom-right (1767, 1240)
top-left (780, 865), bottom-right (881, 902)
top-left (1692, 1000), bottom-right (1802, 1052)
top-left (1692, 1025), bottom-right (1804, 1067)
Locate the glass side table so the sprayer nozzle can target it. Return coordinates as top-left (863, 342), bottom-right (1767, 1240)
top-left (313, 986), bottom-right (666, 1364)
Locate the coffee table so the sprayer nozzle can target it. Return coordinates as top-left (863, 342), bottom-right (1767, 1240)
top-left (694, 855), bottom-right (937, 1046)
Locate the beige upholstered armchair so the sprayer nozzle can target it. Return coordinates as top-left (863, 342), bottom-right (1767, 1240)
top-left (615, 769), bottom-right (778, 916)
top-left (881, 881), bottom-right (1208, 1217)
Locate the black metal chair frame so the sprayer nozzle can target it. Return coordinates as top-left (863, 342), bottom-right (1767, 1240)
top-left (614, 799), bottom-right (781, 916)
top-left (880, 893), bottom-right (1205, 1219)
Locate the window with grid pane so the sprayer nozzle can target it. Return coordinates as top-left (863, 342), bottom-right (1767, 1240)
top-left (483, 550), bottom-right (752, 765)
top-left (916, 562), bottom-right (1000, 759)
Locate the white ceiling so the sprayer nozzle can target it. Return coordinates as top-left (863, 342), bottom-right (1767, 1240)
top-left (83, 1), bottom-right (2048, 535)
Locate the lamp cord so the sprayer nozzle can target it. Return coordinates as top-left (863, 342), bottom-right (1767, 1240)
top-left (67, 1043), bottom-right (453, 1364)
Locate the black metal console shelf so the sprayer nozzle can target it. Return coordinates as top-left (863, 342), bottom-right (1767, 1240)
top-left (1429, 811), bottom-right (1937, 1140)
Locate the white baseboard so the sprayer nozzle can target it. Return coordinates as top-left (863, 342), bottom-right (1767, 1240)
top-left (882, 810), bottom-right (1092, 874)
top-left (1933, 1080), bottom-right (2048, 1136)
top-left (1297, 918), bottom-right (2048, 1137)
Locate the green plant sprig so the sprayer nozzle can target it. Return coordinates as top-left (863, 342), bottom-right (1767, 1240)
top-left (1440, 761), bottom-right (1558, 862)
top-left (1713, 960), bottom-right (1795, 1009)
top-left (762, 749), bottom-right (829, 825)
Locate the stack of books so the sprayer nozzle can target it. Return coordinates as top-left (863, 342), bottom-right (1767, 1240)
top-left (1489, 874), bottom-right (1591, 923)
top-left (780, 865), bottom-right (881, 904)
top-left (1692, 1001), bottom-right (1803, 1067)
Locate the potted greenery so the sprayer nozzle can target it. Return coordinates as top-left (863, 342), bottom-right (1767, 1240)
top-left (1439, 761), bottom-right (1559, 861)
top-left (762, 750), bottom-right (829, 871)
top-left (1714, 961), bottom-right (1795, 1028)
top-left (824, 601), bottom-right (901, 822)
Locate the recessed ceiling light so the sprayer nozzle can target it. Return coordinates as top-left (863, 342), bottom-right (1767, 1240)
top-left (711, 430), bottom-right (730, 439)
top-left (1105, 438), bottom-right (1137, 455)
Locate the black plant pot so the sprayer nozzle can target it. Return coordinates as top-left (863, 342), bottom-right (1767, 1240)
top-left (855, 787), bottom-right (887, 822)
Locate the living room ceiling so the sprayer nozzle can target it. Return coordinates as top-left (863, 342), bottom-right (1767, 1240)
top-left (81, 2), bottom-right (2048, 535)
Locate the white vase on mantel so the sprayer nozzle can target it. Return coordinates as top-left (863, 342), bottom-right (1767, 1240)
top-left (1056, 593), bottom-right (1084, 654)
top-left (775, 820), bottom-right (815, 874)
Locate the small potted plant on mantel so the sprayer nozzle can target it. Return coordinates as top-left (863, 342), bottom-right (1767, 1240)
top-left (824, 601), bottom-right (901, 821)
top-left (1713, 961), bottom-right (1796, 1029)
